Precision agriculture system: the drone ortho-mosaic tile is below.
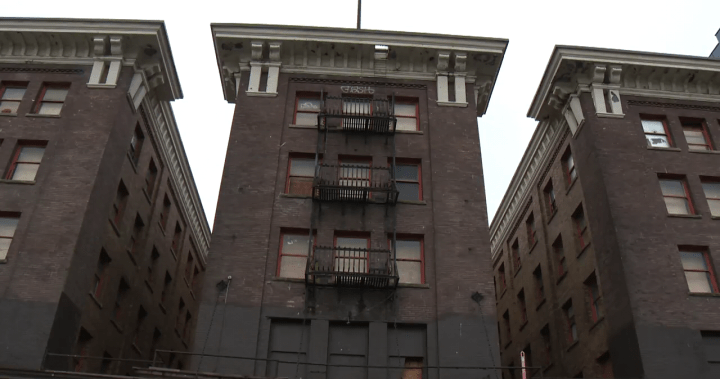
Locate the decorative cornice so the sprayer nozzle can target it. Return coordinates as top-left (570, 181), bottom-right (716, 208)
top-left (626, 99), bottom-right (720, 112)
top-left (211, 23), bottom-right (507, 116)
top-left (489, 117), bottom-right (566, 258)
top-left (0, 18), bottom-right (182, 101)
top-left (528, 45), bottom-right (720, 121)
top-left (288, 77), bottom-right (426, 89)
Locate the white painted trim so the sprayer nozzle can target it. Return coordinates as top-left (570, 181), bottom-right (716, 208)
top-left (436, 101), bottom-right (468, 107)
top-left (246, 92), bottom-right (278, 97)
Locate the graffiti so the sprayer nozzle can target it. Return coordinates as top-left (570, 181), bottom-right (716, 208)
top-left (340, 86), bottom-right (374, 94)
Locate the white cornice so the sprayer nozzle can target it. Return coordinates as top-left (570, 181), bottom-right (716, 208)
top-left (529, 46), bottom-right (720, 120)
top-left (211, 24), bottom-right (507, 116)
top-left (0, 18), bottom-right (182, 100)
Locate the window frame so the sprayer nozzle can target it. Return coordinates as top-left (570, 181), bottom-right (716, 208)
top-left (563, 150), bottom-right (577, 186)
top-left (6, 141), bottom-right (47, 181)
top-left (0, 213), bottom-right (20, 261)
top-left (533, 265), bottom-right (544, 302)
top-left (145, 158), bottom-right (158, 196)
top-left (276, 229), bottom-right (316, 279)
top-left (573, 206), bottom-right (590, 250)
top-left (640, 116), bottom-right (673, 148)
top-left (293, 92), bottom-right (321, 126)
top-left (681, 118), bottom-right (713, 151)
top-left (585, 274), bottom-right (603, 322)
top-left (285, 153), bottom-right (317, 196)
top-left (518, 289), bottom-right (527, 324)
top-left (701, 178), bottom-right (720, 217)
top-left (0, 82), bottom-right (28, 115)
top-left (394, 97), bottom-right (420, 131)
top-left (679, 248), bottom-right (719, 294)
top-left (129, 124), bottom-right (144, 166)
top-left (564, 301), bottom-right (577, 344)
top-left (498, 262), bottom-right (507, 293)
top-left (392, 159), bottom-right (423, 201)
top-left (553, 237), bottom-right (567, 278)
top-left (511, 239), bottom-right (521, 270)
top-left (545, 181), bottom-right (556, 216)
top-left (541, 325), bottom-right (552, 366)
top-left (526, 213), bottom-right (536, 246)
top-left (389, 235), bottom-right (425, 284)
top-left (112, 181), bottom-right (129, 226)
top-left (658, 176), bottom-right (695, 215)
top-left (33, 83), bottom-right (70, 115)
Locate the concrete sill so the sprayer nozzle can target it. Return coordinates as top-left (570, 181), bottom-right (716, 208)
top-left (144, 280), bottom-right (154, 293)
top-left (577, 243), bottom-right (591, 258)
top-left (688, 149), bottom-right (720, 155)
top-left (126, 152), bottom-right (138, 174)
top-left (87, 83), bottom-right (117, 89)
top-left (596, 112), bottom-right (625, 119)
top-left (711, 216), bottom-right (720, 220)
top-left (395, 129), bottom-right (423, 135)
top-left (25, 113), bottom-right (61, 118)
top-left (566, 340), bottom-right (579, 352)
top-left (504, 340), bottom-right (512, 350)
top-left (170, 248), bottom-right (178, 261)
top-left (556, 272), bottom-right (568, 284)
top-left (246, 91), bottom-right (278, 97)
top-left (125, 250), bottom-right (138, 266)
top-left (183, 277), bottom-right (191, 289)
top-left (565, 178), bottom-right (578, 195)
top-left (688, 292), bottom-right (720, 298)
top-left (288, 124), bottom-right (316, 129)
top-left (0, 258), bottom-right (7, 264)
top-left (158, 222), bottom-right (166, 235)
top-left (513, 264), bottom-right (523, 278)
top-left (109, 218), bottom-right (121, 237)
top-left (280, 193), bottom-right (311, 199)
top-left (0, 179), bottom-right (35, 185)
top-left (110, 320), bottom-right (123, 333)
top-left (667, 213), bottom-right (702, 219)
top-left (499, 288), bottom-right (507, 300)
top-left (174, 329), bottom-right (181, 338)
top-left (535, 298), bottom-right (546, 311)
top-left (528, 240), bottom-right (538, 254)
top-left (647, 146), bottom-right (681, 152)
top-left (182, 340), bottom-right (188, 349)
top-left (190, 290), bottom-right (196, 300)
top-left (271, 276), bottom-right (304, 283)
top-left (131, 343), bottom-right (142, 355)
top-left (142, 188), bottom-right (152, 204)
top-left (543, 363), bottom-right (554, 372)
top-left (0, 113), bottom-right (18, 117)
top-left (519, 320), bottom-right (528, 331)
top-left (398, 200), bottom-right (426, 205)
top-left (398, 283), bottom-right (430, 289)
top-left (589, 316), bottom-right (605, 331)
top-left (546, 209), bottom-right (557, 224)
top-left (159, 304), bottom-right (167, 314)
top-left (88, 293), bottom-right (102, 309)
top-left (436, 101), bottom-right (468, 108)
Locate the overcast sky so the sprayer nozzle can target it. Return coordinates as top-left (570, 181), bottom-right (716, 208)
top-left (6, 1), bottom-right (720, 228)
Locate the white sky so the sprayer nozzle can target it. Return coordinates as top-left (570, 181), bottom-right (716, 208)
top-left (6, 1), bottom-right (720, 228)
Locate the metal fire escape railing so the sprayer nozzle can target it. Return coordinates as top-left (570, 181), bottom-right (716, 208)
top-left (305, 91), bottom-right (399, 289)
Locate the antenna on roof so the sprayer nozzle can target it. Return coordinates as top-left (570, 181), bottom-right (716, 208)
top-left (357, 0), bottom-right (362, 29)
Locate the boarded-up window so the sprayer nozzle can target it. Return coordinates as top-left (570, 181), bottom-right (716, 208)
top-left (266, 320), bottom-right (309, 378)
top-left (328, 323), bottom-right (368, 379)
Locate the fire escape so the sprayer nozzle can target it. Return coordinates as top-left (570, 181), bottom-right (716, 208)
top-left (305, 92), bottom-right (400, 289)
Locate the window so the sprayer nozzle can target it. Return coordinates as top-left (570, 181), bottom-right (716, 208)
top-left (6, 142), bottom-right (46, 181)
top-left (563, 300), bottom-right (577, 343)
top-left (680, 248), bottom-right (718, 293)
top-left (0, 82), bottom-right (27, 114)
top-left (99, 353), bottom-right (112, 374)
top-left (544, 181), bottom-right (556, 215)
top-left (192, 266), bottom-right (201, 293)
top-left (277, 231), bottom-right (313, 280)
top-left (394, 98), bottom-right (419, 131)
top-left (511, 239), bottom-right (520, 270)
top-left (111, 181), bottom-right (129, 226)
top-left (0, 214), bottom-right (20, 261)
top-left (502, 310), bottom-right (511, 344)
top-left (160, 195), bottom-right (171, 230)
top-left (285, 154), bottom-right (315, 196)
top-left (183, 313), bottom-right (192, 340)
top-left (641, 118), bottom-right (672, 148)
top-left (294, 93), bottom-right (321, 126)
top-left (563, 150), bottom-right (577, 185)
top-left (533, 265), bottom-right (544, 302)
top-left (401, 357), bottom-right (423, 379)
top-left (175, 299), bottom-right (186, 331)
top-left (93, 249), bottom-right (111, 299)
top-left (128, 215), bottom-right (144, 257)
top-left (150, 329), bottom-right (161, 361)
top-left (498, 263), bottom-right (507, 293)
top-left (113, 279), bottom-right (129, 322)
top-left (522, 345), bottom-right (532, 377)
top-left (659, 177), bottom-right (694, 215)
top-left (701, 179), bottom-right (720, 217)
top-left (518, 290), bottom-right (527, 324)
top-left (597, 352), bottom-right (613, 378)
top-left (129, 124), bottom-right (144, 165)
top-left (33, 83), bottom-right (69, 115)
top-left (339, 156), bottom-right (371, 191)
top-left (147, 247), bottom-right (160, 284)
top-left (585, 273), bottom-right (603, 322)
top-left (553, 237), bottom-right (567, 277)
top-left (394, 161), bottom-right (422, 201)
top-left (161, 272), bottom-right (172, 304)
top-left (681, 119), bottom-right (712, 151)
top-left (185, 252), bottom-right (195, 281)
top-left (526, 213), bottom-right (536, 246)
top-left (74, 328), bottom-right (92, 372)
top-left (133, 306), bottom-right (147, 347)
top-left (171, 222), bottom-right (183, 253)
top-left (335, 234), bottom-right (370, 273)
top-left (394, 237), bottom-right (424, 284)
top-left (145, 159), bottom-right (158, 196)
top-left (573, 206), bottom-right (589, 250)
top-left (541, 325), bottom-right (552, 366)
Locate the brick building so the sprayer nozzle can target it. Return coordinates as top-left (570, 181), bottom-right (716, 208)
top-left (192, 25), bottom-right (507, 379)
top-left (490, 46), bottom-right (720, 379)
top-left (0, 19), bottom-right (210, 375)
